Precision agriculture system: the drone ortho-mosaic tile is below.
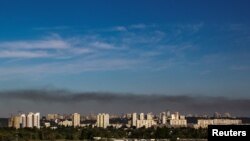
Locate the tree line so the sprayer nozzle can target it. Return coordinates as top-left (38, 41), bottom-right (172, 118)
top-left (0, 126), bottom-right (207, 141)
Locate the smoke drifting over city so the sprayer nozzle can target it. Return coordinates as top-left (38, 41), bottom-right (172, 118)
top-left (0, 89), bottom-right (249, 117)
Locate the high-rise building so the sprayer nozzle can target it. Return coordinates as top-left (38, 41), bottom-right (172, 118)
top-left (166, 110), bottom-right (171, 118)
top-left (96, 113), bottom-right (109, 128)
top-left (146, 113), bottom-right (153, 120)
top-left (20, 114), bottom-right (26, 128)
top-left (33, 112), bottom-right (40, 128)
top-left (72, 113), bottom-right (81, 127)
top-left (26, 112), bottom-right (34, 128)
top-left (160, 112), bottom-right (166, 124)
top-left (132, 113), bottom-right (137, 127)
top-left (171, 112), bottom-right (179, 120)
top-left (9, 112), bottom-right (40, 129)
top-left (139, 113), bottom-right (144, 120)
top-left (8, 115), bottom-right (21, 129)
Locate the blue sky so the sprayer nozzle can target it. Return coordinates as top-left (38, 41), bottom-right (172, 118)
top-left (0, 0), bottom-right (250, 97)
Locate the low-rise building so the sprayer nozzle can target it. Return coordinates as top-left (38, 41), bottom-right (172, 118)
top-left (58, 119), bottom-right (73, 127)
top-left (194, 118), bottom-right (242, 128)
top-left (131, 112), bottom-right (157, 128)
top-left (169, 112), bottom-right (187, 127)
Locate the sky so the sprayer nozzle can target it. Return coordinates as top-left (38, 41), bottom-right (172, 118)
top-left (0, 0), bottom-right (250, 115)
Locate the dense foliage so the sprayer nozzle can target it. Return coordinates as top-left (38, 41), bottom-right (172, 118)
top-left (0, 126), bottom-right (207, 141)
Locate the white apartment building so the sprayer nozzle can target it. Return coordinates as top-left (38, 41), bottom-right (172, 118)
top-left (72, 113), bottom-right (81, 127)
top-left (9, 112), bottom-right (40, 129)
top-left (20, 114), bottom-right (26, 128)
top-left (169, 112), bottom-right (187, 127)
top-left (132, 113), bottom-right (137, 127)
top-left (132, 112), bottom-right (156, 128)
top-left (58, 119), bottom-right (73, 127)
top-left (26, 112), bottom-right (34, 128)
top-left (33, 112), bottom-right (40, 128)
top-left (96, 113), bottom-right (109, 128)
top-left (195, 119), bottom-right (242, 128)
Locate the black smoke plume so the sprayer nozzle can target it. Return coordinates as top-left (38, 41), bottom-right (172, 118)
top-left (0, 89), bottom-right (249, 117)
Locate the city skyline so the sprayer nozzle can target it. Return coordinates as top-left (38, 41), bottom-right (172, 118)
top-left (0, 1), bottom-right (250, 117)
top-left (5, 111), bottom-right (248, 140)
top-left (7, 110), bottom-right (245, 130)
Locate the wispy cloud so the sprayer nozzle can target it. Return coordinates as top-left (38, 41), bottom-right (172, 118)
top-left (0, 23), bottom-right (206, 75)
top-left (177, 22), bottom-right (204, 33)
top-left (0, 58), bottom-right (141, 76)
top-left (110, 24), bottom-right (156, 32)
top-left (0, 35), bottom-right (120, 59)
top-left (168, 44), bottom-right (196, 54)
top-left (0, 37), bottom-right (71, 58)
top-left (0, 23), bottom-right (249, 98)
top-left (90, 41), bottom-right (115, 49)
top-left (0, 50), bottom-right (50, 58)
top-left (112, 26), bottom-right (127, 32)
top-left (0, 39), bottom-right (70, 50)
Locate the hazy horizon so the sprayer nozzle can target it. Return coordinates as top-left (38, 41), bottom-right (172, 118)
top-left (0, 89), bottom-right (250, 117)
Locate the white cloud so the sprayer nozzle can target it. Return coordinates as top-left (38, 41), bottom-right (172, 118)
top-left (0, 36), bottom-right (97, 59)
top-left (113, 26), bottom-right (127, 32)
top-left (0, 24), bottom-right (202, 74)
top-left (0, 50), bottom-right (50, 58)
top-left (0, 36), bottom-right (118, 59)
top-left (0, 39), bottom-right (69, 50)
top-left (70, 48), bottom-right (93, 54)
top-left (176, 22), bottom-right (204, 33)
top-left (0, 58), bottom-right (141, 76)
top-left (90, 41), bottom-right (115, 49)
